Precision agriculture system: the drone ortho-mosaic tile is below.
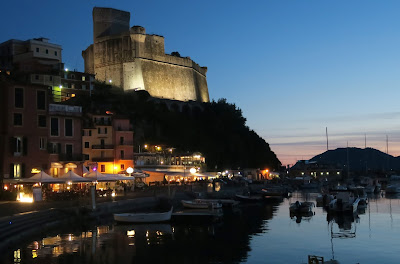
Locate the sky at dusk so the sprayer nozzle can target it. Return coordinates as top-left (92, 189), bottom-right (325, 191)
top-left (2, 0), bottom-right (400, 166)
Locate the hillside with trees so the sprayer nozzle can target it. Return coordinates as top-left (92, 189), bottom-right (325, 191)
top-left (74, 84), bottom-right (281, 171)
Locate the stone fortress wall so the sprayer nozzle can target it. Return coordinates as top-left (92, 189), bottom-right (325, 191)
top-left (82, 7), bottom-right (209, 102)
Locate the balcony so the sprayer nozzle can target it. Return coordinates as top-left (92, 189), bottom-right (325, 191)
top-left (92, 157), bottom-right (114, 162)
top-left (92, 144), bottom-right (114, 149)
top-left (58, 153), bottom-right (84, 162)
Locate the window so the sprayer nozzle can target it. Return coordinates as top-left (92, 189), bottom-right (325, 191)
top-left (120, 150), bottom-right (124, 159)
top-left (51, 117), bottom-right (59, 136)
top-left (82, 84), bottom-right (86, 90)
top-left (71, 74), bottom-right (75, 79)
top-left (85, 142), bottom-right (89, 148)
top-left (15, 88), bottom-right (23, 108)
top-left (35, 75), bottom-right (39, 80)
top-left (49, 76), bottom-right (53, 81)
top-left (98, 128), bottom-right (101, 134)
top-left (46, 49), bottom-right (48, 54)
top-left (120, 137), bottom-right (124, 145)
top-left (37, 90), bottom-right (46, 110)
top-left (54, 51), bottom-right (57, 56)
top-left (49, 142), bottom-right (61, 154)
top-left (89, 130), bottom-right (92, 136)
top-left (36, 47), bottom-right (39, 52)
top-left (13, 113), bottom-right (22, 126)
top-left (13, 164), bottom-right (21, 178)
top-left (65, 119), bottom-right (73, 137)
top-left (104, 127), bottom-right (107, 134)
top-left (120, 164), bottom-right (125, 170)
top-left (84, 154), bottom-right (90, 160)
top-left (65, 144), bottom-right (73, 158)
top-left (82, 76), bottom-right (86, 81)
top-left (11, 136), bottom-right (26, 156)
top-left (38, 115), bottom-right (47, 127)
top-left (101, 165), bottom-right (105, 172)
top-left (39, 137), bottom-right (46, 150)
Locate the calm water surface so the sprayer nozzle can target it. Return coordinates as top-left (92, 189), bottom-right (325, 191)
top-left (5, 192), bottom-right (400, 264)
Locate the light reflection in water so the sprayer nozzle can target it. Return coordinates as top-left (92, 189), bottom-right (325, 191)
top-left (5, 193), bottom-right (400, 264)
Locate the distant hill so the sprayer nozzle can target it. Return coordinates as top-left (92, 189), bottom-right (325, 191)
top-left (310, 147), bottom-right (400, 173)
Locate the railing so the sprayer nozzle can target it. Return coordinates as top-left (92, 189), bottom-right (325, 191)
top-left (92, 144), bottom-right (114, 149)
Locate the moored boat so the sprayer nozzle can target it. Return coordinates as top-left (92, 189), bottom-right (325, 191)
top-left (182, 200), bottom-right (222, 209)
top-left (289, 201), bottom-right (315, 213)
top-left (328, 192), bottom-right (360, 213)
top-left (235, 194), bottom-right (263, 202)
top-left (114, 207), bottom-right (173, 223)
top-left (385, 184), bottom-right (400, 194)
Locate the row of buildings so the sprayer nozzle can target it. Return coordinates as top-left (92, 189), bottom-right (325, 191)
top-left (0, 37), bottom-right (208, 183)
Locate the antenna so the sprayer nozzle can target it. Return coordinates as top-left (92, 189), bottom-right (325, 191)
top-left (326, 127), bottom-right (329, 151)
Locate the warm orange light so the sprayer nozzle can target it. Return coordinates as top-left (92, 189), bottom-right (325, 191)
top-left (4, 185), bottom-right (8, 190)
top-left (114, 166), bottom-right (118, 170)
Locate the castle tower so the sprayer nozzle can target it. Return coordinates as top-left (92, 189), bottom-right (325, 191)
top-left (83, 7), bottom-right (210, 103)
top-left (93, 7), bottom-right (130, 41)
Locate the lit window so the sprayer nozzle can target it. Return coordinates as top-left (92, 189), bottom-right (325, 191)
top-left (13, 164), bottom-right (21, 178)
top-left (82, 76), bottom-right (86, 81)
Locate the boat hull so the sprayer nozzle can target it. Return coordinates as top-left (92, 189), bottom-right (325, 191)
top-left (182, 200), bottom-right (222, 209)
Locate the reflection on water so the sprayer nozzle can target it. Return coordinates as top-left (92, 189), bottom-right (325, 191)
top-left (5, 193), bottom-right (400, 263)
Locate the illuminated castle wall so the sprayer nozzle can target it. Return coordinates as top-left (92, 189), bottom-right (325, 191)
top-left (82, 7), bottom-right (209, 102)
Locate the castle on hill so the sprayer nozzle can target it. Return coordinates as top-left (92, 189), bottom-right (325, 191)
top-left (82, 7), bottom-right (210, 103)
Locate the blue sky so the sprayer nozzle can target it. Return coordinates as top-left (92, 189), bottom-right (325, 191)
top-left (2, 0), bottom-right (400, 166)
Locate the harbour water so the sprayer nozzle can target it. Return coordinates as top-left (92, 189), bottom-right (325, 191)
top-left (4, 192), bottom-right (400, 264)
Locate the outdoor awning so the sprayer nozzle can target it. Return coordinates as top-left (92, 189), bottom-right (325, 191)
top-left (65, 163), bottom-right (77, 169)
top-left (59, 171), bottom-right (90, 182)
top-left (24, 171), bottom-right (64, 183)
top-left (51, 162), bottom-right (63, 169)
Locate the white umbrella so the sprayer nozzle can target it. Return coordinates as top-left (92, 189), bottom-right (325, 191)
top-left (24, 171), bottom-right (64, 183)
top-left (59, 170), bottom-right (90, 182)
top-left (85, 171), bottom-right (112, 182)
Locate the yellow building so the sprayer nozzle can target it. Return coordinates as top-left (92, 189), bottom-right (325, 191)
top-left (82, 113), bottom-right (134, 174)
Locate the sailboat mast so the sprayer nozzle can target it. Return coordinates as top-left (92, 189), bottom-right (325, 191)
top-left (347, 141), bottom-right (350, 178)
top-left (326, 127), bottom-right (329, 151)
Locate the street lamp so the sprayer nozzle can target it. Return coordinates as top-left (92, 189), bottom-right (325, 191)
top-left (126, 167), bottom-right (134, 191)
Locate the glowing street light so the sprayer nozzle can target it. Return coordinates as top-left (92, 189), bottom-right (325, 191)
top-left (126, 167), bottom-right (133, 176)
top-left (189, 168), bottom-right (196, 174)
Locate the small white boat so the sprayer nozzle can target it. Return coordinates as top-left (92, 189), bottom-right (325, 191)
top-left (114, 207), bottom-right (173, 223)
top-left (289, 201), bottom-right (315, 213)
top-left (182, 200), bottom-right (222, 209)
top-left (328, 192), bottom-right (360, 213)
